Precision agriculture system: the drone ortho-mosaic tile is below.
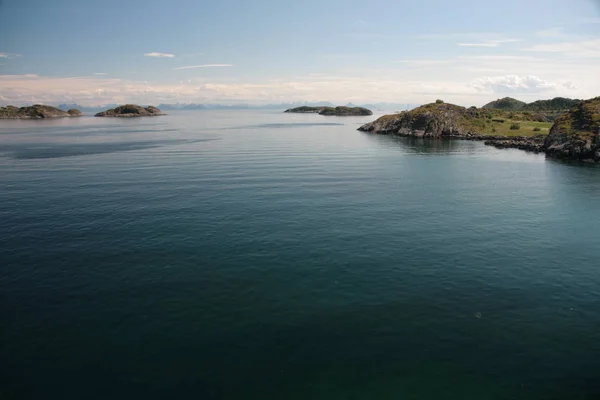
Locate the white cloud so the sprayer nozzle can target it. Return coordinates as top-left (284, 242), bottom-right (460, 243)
top-left (144, 52), bottom-right (175, 58)
top-left (0, 52), bottom-right (598, 108)
top-left (94, 72), bottom-right (107, 76)
top-left (357, 19), bottom-right (368, 27)
top-left (173, 64), bottom-right (233, 70)
top-left (471, 75), bottom-right (559, 93)
top-left (0, 52), bottom-right (20, 59)
top-left (524, 38), bottom-right (600, 58)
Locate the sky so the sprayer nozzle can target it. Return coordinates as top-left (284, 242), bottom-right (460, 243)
top-left (0, 0), bottom-right (599, 106)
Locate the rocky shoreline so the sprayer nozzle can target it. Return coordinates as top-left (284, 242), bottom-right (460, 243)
top-left (358, 98), bottom-right (600, 164)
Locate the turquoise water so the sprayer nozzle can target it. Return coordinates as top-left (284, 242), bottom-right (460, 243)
top-left (1, 110), bottom-right (600, 399)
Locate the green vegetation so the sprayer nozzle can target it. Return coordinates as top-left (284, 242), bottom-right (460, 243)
top-left (359, 100), bottom-right (552, 137)
top-left (285, 105), bottom-right (373, 116)
top-left (483, 97), bottom-right (526, 111)
top-left (487, 120), bottom-right (550, 136)
top-left (319, 106), bottom-right (372, 116)
top-left (549, 97), bottom-right (600, 139)
top-left (544, 97), bottom-right (600, 161)
top-left (95, 104), bottom-right (164, 117)
top-left (482, 97), bottom-right (582, 122)
top-left (523, 97), bottom-right (581, 112)
top-left (284, 106), bottom-right (324, 113)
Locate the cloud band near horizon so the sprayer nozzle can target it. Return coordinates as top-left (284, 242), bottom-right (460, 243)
top-left (144, 52), bottom-right (175, 58)
top-left (173, 64), bottom-right (233, 70)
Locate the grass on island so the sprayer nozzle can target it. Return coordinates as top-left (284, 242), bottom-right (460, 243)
top-left (460, 108), bottom-right (553, 137)
top-left (410, 103), bottom-right (554, 137)
top-left (486, 119), bottom-right (552, 137)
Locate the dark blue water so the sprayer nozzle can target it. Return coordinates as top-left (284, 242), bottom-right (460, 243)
top-left (1, 110), bottom-right (600, 399)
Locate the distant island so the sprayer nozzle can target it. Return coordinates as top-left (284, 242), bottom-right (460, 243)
top-left (94, 104), bottom-right (165, 117)
top-left (358, 97), bottom-right (599, 164)
top-left (285, 106), bottom-right (373, 116)
top-left (0, 105), bottom-right (82, 119)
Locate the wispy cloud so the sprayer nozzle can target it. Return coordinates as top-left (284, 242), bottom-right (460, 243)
top-left (173, 64), bottom-right (233, 70)
top-left (94, 72), bottom-right (107, 76)
top-left (524, 38), bottom-right (600, 58)
top-left (144, 52), bottom-right (175, 58)
top-left (0, 52), bottom-right (21, 59)
top-left (357, 19), bottom-right (368, 27)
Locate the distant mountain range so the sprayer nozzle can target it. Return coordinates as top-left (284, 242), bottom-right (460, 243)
top-left (57, 104), bottom-right (120, 113)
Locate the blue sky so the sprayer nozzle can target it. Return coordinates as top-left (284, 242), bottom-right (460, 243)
top-left (1, 0), bottom-right (599, 106)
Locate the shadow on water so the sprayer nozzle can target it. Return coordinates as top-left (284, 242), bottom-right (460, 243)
top-left (546, 157), bottom-right (600, 170)
top-left (0, 139), bottom-right (218, 159)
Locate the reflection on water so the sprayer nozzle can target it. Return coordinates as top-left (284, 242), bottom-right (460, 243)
top-left (362, 132), bottom-right (475, 155)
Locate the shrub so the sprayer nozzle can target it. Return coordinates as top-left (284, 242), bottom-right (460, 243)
top-left (492, 118), bottom-right (505, 123)
top-left (435, 99), bottom-right (444, 104)
top-left (510, 123), bottom-right (521, 130)
top-left (533, 127), bottom-right (541, 132)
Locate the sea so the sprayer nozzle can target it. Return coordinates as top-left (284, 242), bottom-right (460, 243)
top-left (1, 110), bottom-right (600, 399)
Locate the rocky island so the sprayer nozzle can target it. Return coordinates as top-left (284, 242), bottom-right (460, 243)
top-left (285, 106), bottom-right (372, 116)
top-left (0, 104), bottom-right (83, 119)
top-left (358, 97), bottom-right (599, 164)
top-left (543, 97), bottom-right (600, 163)
top-left (94, 104), bottom-right (165, 117)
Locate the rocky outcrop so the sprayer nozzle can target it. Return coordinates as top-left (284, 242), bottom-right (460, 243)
top-left (543, 97), bottom-right (600, 163)
top-left (358, 102), bottom-right (488, 137)
top-left (94, 104), bottom-right (165, 117)
top-left (358, 98), bottom-right (600, 163)
top-left (67, 109), bottom-right (83, 117)
top-left (284, 106), bottom-right (324, 113)
top-left (285, 106), bottom-right (373, 116)
top-left (0, 104), bottom-right (83, 119)
top-left (484, 135), bottom-right (546, 153)
top-left (319, 106), bottom-right (372, 116)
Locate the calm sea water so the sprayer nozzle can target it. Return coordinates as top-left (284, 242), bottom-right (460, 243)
top-left (1, 110), bottom-right (600, 400)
